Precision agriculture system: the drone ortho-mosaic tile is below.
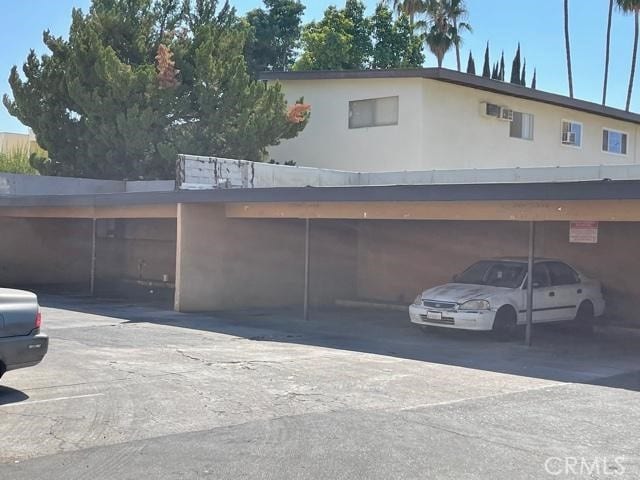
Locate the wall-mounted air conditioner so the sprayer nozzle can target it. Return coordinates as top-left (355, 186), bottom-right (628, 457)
top-left (499, 108), bottom-right (514, 122)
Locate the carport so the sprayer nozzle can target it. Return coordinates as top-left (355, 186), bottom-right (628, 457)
top-left (210, 180), bottom-right (640, 344)
top-left (0, 198), bottom-right (178, 305)
top-left (2, 180), bottom-right (640, 343)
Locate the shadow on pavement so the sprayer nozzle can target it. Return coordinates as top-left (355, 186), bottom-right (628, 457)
top-left (0, 386), bottom-right (29, 406)
top-left (39, 294), bottom-right (640, 392)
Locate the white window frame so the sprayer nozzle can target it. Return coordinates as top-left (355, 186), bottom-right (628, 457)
top-left (560, 119), bottom-right (583, 149)
top-left (348, 96), bottom-right (399, 129)
top-left (509, 111), bottom-right (534, 141)
top-left (602, 128), bottom-right (629, 156)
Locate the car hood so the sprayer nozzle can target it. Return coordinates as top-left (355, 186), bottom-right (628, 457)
top-left (421, 283), bottom-right (513, 304)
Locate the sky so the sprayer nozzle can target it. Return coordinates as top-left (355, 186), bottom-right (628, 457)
top-left (1, 0), bottom-right (638, 133)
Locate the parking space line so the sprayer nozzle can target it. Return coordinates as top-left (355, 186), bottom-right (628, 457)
top-left (0, 393), bottom-right (104, 408)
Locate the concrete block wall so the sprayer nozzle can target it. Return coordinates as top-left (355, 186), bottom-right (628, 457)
top-left (178, 155), bottom-right (640, 189)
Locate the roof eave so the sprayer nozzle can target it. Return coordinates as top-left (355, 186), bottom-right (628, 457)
top-left (259, 68), bottom-right (640, 125)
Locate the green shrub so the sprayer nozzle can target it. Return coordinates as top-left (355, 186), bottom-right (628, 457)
top-left (0, 147), bottom-right (39, 175)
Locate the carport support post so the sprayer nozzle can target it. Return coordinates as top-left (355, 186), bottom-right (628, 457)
top-left (303, 218), bottom-right (310, 321)
top-left (90, 218), bottom-right (97, 296)
top-left (525, 221), bottom-right (536, 346)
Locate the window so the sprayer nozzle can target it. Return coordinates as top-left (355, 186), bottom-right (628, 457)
top-left (349, 96), bottom-right (399, 129)
top-left (546, 262), bottom-right (580, 286)
top-left (561, 120), bottom-right (582, 147)
top-left (531, 264), bottom-right (551, 288)
top-left (456, 261), bottom-right (527, 289)
top-left (602, 129), bottom-right (628, 155)
top-left (510, 111), bottom-right (534, 140)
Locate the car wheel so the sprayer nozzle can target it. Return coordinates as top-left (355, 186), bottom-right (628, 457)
top-left (492, 307), bottom-right (518, 341)
top-left (574, 301), bottom-right (595, 335)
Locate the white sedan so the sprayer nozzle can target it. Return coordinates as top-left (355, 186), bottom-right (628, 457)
top-left (409, 258), bottom-right (605, 338)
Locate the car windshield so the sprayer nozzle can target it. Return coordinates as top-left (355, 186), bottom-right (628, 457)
top-left (455, 261), bottom-right (526, 288)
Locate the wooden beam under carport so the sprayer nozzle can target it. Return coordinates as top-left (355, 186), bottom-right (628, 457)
top-left (0, 204), bottom-right (177, 219)
top-left (225, 199), bottom-right (640, 222)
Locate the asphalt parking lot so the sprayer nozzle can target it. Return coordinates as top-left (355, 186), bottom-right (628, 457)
top-left (1, 295), bottom-right (639, 479)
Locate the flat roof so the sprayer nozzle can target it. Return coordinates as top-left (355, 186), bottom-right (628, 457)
top-left (2, 180), bottom-right (640, 208)
top-left (259, 68), bottom-right (640, 125)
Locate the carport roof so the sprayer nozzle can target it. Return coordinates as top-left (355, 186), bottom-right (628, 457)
top-left (2, 179), bottom-right (640, 208)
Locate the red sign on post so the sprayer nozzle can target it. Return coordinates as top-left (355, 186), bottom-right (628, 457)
top-left (569, 221), bottom-right (599, 244)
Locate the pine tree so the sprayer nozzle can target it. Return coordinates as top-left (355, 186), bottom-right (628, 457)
top-left (531, 69), bottom-right (537, 89)
top-left (499, 51), bottom-right (505, 81)
top-left (491, 62), bottom-right (499, 80)
top-left (520, 60), bottom-right (527, 86)
top-left (466, 51), bottom-right (476, 74)
top-left (244, 0), bottom-right (306, 76)
top-left (482, 42), bottom-right (491, 78)
top-left (4, 0), bottom-right (310, 179)
top-left (510, 43), bottom-right (521, 84)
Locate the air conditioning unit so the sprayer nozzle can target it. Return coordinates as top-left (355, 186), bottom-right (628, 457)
top-left (499, 108), bottom-right (514, 121)
top-left (480, 102), bottom-right (502, 118)
top-left (562, 131), bottom-right (577, 144)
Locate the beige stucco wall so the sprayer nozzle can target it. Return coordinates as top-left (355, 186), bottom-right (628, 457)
top-left (269, 77), bottom-right (640, 171)
top-left (174, 204), bottom-right (358, 312)
top-left (268, 78), bottom-right (425, 171)
top-left (422, 80), bottom-right (640, 169)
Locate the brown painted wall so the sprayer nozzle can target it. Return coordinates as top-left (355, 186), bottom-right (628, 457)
top-left (538, 222), bottom-right (640, 321)
top-left (356, 220), bottom-right (640, 322)
top-left (174, 204), bottom-right (357, 312)
top-left (0, 217), bottom-right (92, 289)
top-left (94, 218), bottom-right (176, 302)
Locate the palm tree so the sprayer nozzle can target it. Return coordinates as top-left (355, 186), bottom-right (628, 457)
top-left (446, 0), bottom-right (472, 71)
top-left (603, 0), bottom-right (614, 105)
top-left (618, 0), bottom-right (640, 111)
top-left (564, 0), bottom-right (574, 98)
top-left (424, 0), bottom-right (454, 67)
top-left (384, 0), bottom-right (426, 25)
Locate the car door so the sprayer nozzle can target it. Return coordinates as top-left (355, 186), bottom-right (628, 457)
top-left (529, 263), bottom-right (558, 323)
top-left (545, 261), bottom-right (581, 321)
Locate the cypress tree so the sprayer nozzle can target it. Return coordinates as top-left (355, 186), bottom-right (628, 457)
top-left (510, 43), bottom-right (521, 84)
top-left (482, 42), bottom-right (491, 78)
top-left (521, 60), bottom-right (527, 86)
top-left (531, 69), bottom-right (537, 89)
top-left (499, 51), bottom-right (505, 81)
top-left (491, 62), bottom-right (499, 80)
top-left (466, 51), bottom-right (476, 74)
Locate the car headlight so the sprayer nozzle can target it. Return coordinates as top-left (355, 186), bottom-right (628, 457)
top-left (458, 300), bottom-right (490, 311)
top-left (413, 294), bottom-right (423, 306)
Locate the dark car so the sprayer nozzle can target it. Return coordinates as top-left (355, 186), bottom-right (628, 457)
top-left (0, 288), bottom-right (49, 378)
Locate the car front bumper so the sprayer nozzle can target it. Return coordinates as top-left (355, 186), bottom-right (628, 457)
top-left (0, 332), bottom-right (49, 374)
top-left (409, 305), bottom-right (497, 331)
